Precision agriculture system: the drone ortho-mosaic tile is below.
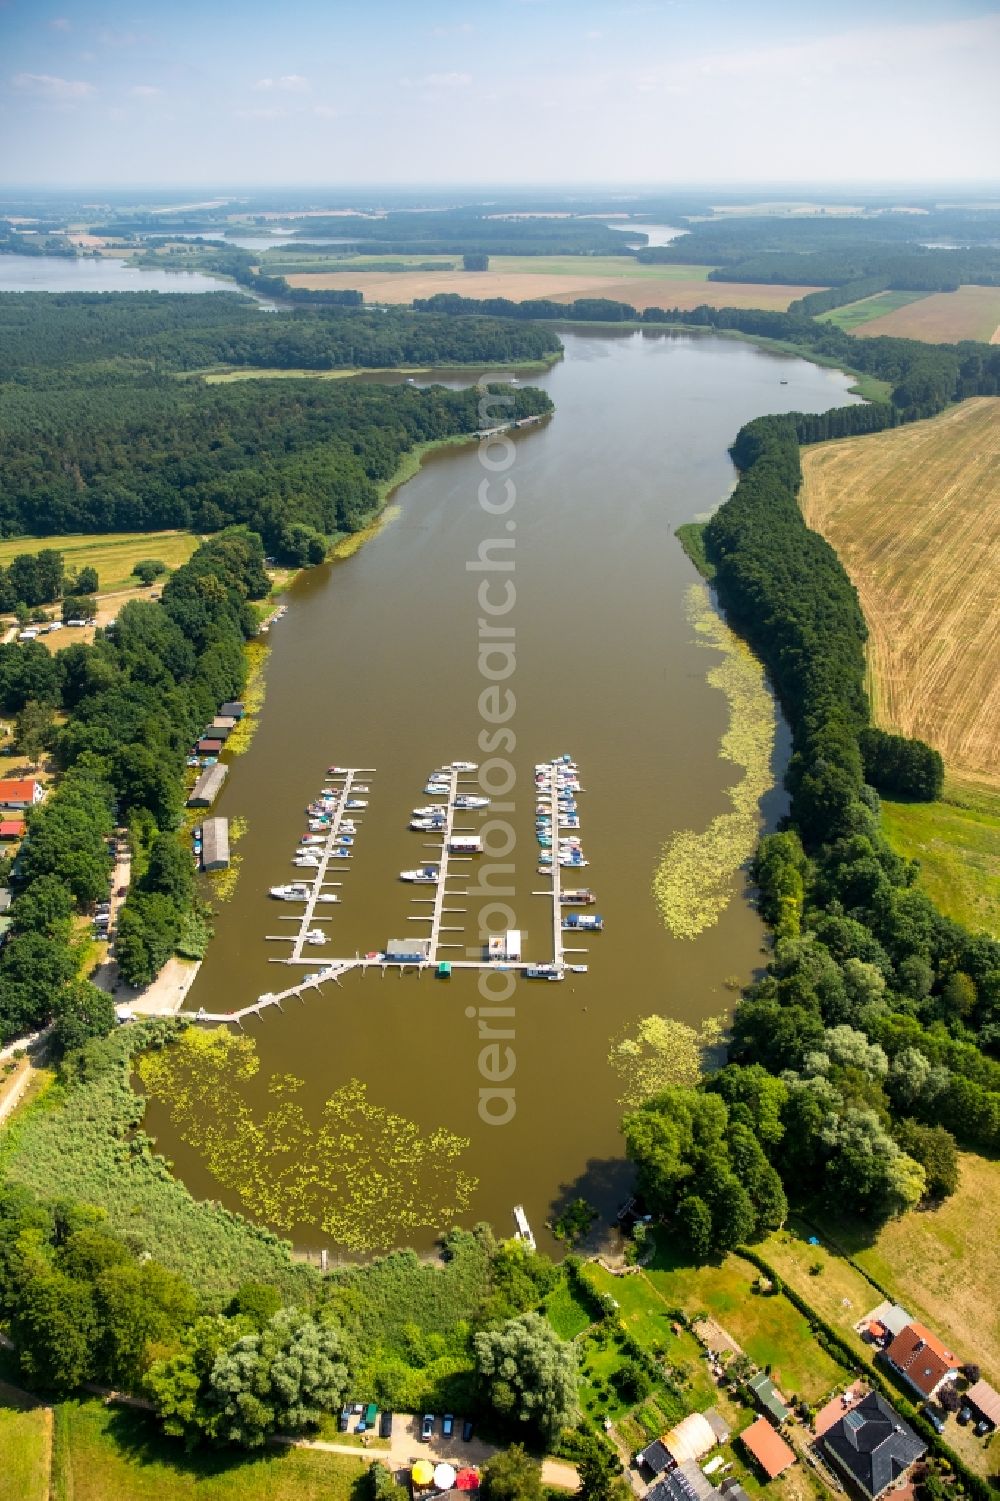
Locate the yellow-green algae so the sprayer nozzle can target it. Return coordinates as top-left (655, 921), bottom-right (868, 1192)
top-left (138, 1028), bottom-right (477, 1253)
top-left (608, 1013), bottom-right (726, 1106)
top-left (652, 582), bottom-right (775, 939)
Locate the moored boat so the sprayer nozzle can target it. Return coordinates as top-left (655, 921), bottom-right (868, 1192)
top-left (561, 888), bottom-right (596, 904)
top-left (400, 866), bottom-right (440, 883)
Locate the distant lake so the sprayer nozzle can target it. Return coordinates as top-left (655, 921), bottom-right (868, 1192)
top-left (605, 221), bottom-right (689, 247)
top-left (0, 253), bottom-right (244, 294)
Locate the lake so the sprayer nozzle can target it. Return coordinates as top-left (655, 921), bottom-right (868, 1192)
top-left (0, 253), bottom-right (243, 294)
top-left (142, 327), bottom-right (860, 1260)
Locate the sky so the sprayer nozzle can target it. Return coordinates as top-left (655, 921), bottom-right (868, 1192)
top-left (1, 0), bottom-right (999, 189)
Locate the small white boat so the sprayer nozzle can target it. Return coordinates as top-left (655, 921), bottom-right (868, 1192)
top-left (567, 963), bottom-right (589, 973)
top-left (454, 795), bottom-right (489, 809)
top-left (526, 965), bottom-right (563, 981)
top-left (269, 883), bottom-right (311, 900)
top-left (345, 798), bottom-right (368, 809)
top-left (451, 760), bottom-right (478, 771)
top-left (424, 783), bottom-right (449, 795)
top-left (413, 805), bottom-right (445, 817)
top-left (400, 867), bottom-right (440, 883)
top-left (316, 893), bottom-right (340, 903)
top-left (304, 929), bottom-right (328, 945)
top-left (300, 834), bottom-right (326, 846)
top-left (411, 818), bottom-right (445, 831)
top-left (293, 856), bottom-right (320, 868)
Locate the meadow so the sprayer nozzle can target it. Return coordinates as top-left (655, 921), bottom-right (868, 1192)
top-left (50, 1400), bottom-right (370, 1501)
top-left (799, 398), bottom-right (1000, 789)
top-left (0, 530), bottom-right (199, 594)
top-left (853, 284), bottom-right (1000, 343)
top-left (0, 1383), bottom-right (49, 1501)
top-left (881, 782), bottom-right (1000, 936)
top-left (817, 290), bottom-right (929, 332)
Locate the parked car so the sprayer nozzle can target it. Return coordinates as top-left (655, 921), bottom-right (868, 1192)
top-left (356, 1416), bottom-right (366, 1434)
top-left (379, 1411), bottom-right (393, 1439)
top-left (974, 1419), bottom-right (992, 1437)
top-left (442, 1414), bottom-right (454, 1438)
top-left (462, 1419), bottom-right (474, 1442)
top-left (421, 1413), bottom-right (435, 1441)
top-left (958, 1407), bottom-right (972, 1426)
top-left (364, 1403), bottom-right (377, 1429)
top-left (117, 886), bottom-right (127, 897)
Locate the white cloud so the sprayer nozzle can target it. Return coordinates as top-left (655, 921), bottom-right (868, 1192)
top-left (12, 72), bottom-right (95, 100)
top-left (254, 74), bottom-right (309, 93)
top-left (403, 71), bottom-right (472, 89)
top-left (128, 84), bottom-right (161, 97)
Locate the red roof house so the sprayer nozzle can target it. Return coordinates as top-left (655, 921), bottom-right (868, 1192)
top-left (0, 819), bottom-right (25, 840)
top-left (885, 1322), bottom-right (960, 1399)
top-left (739, 1418), bottom-right (795, 1479)
top-left (0, 777), bottom-right (44, 810)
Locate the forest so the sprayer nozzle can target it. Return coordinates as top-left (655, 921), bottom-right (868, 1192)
top-left (0, 291), bottom-right (563, 378)
top-left (0, 373), bottom-right (552, 545)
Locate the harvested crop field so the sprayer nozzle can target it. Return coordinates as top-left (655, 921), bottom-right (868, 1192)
top-left (284, 267), bottom-right (822, 312)
top-left (800, 398), bottom-right (1000, 787)
top-left (854, 284), bottom-right (1000, 343)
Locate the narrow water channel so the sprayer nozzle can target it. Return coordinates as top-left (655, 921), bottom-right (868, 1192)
top-left (142, 327), bottom-right (860, 1258)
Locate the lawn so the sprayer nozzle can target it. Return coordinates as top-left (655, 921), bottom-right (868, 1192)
top-left (817, 291), bottom-right (930, 332)
top-left (800, 398), bottom-right (1000, 788)
top-left (0, 1387), bottom-right (49, 1501)
top-left (881, 783), bottom-right (1000, 936)
top-left (50, 1399), bottom-right (371, 1501)
top-left (632, 1240), bottom-right (843, 1403)
top-left (542, 1276), bottom-right (594, 1340)
top-left (0, 531), bottom-right (199, 594)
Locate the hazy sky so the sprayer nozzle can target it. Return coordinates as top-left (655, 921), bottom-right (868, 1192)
top-left (1, 0), bottom-right (998, 188)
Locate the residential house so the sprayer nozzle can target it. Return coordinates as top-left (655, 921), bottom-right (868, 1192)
top-left (884, 1322), bottom-right (960, 1401)
top-left (0, 777), bottom-right (44, 810)
top-left (739, 1417), bottom-right (796, 1479)
top-left (0, 820), bottom-right (24, 841)
top-left (819, 1391), bottom-right (926, 1499)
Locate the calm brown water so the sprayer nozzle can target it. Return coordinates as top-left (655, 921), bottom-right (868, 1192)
top-left (145, 328), bottom-right (859, 1257)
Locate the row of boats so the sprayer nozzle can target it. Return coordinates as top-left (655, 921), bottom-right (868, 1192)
top-left (542, 755), bottom-right (603, 953)
top-left (401, 760), bottom-right (484, 882)
top-left (269, 766), bottom-right (368, 899)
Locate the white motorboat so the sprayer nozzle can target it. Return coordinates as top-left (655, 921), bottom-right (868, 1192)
top-left (345, 798), bottom-right (368, 809)
top-left (315, 893), bottom-right (340, 903)
top-left (269, 883), bottom-right (310, 900)
top-left (411, 818), bottom-right (445, 831)
top-left (413, 805), bottom-right (446, 817)
top-left (400, 867), bottom-right (440, 883)
top-left (293, 855), bottom-right (320, 868)
top-left (451, 760), bottom-right (478, 771)
top-left (454, 795), bottom-right (489, 809)
top-left (304, 929), bottom-right (328, 944)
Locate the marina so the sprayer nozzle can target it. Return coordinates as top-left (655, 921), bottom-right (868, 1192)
top-left (187, 753), bottom-right (599, 1022)
top-left (159, 326), bottom-right (858, 1248)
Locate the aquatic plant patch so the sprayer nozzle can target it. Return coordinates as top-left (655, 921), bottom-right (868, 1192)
top-left (652, 584), bottom-right (775, 939)
top-left (137, 1028), bottom-right (477, 1253)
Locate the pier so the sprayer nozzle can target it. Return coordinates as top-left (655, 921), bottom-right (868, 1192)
top-left (266, 767), bottom-right (375, 966)
top-left (183, 755), bottom-right (595, 1026)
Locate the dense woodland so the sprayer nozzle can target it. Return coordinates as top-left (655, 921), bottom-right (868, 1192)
top-left (0, 292), bottom-right (562, 377)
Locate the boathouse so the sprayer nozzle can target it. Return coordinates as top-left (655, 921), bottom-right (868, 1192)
top-left (218, 701), bottom-right (245, 719)
top-left (188, 763), bottom-right (228, 808)
top-left (385, 938), bottom-right (431, 964)
top-left (201, 817), bottom-right (230, 871)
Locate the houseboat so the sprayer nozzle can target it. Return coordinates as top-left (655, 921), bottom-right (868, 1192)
top-left (400, 866), bottom-right (440, 883)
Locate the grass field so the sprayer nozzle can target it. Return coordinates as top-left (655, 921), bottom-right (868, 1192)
top-left (0, 1386), bottom-right (49, 1501)
top-left (0, 531), bottom-right (199, 594)
top-left (799, 398), bottom-right (1000, 788)
top-left (881, 782), bottom-right (1000, 935)
top-left (817, 291), bottom-right (930, 332)
top-left (284, 264), bottom-right (822, 312)
top-left (51, 1400), bottom-right (370, 1501)
top-left (583, 1243), bottom-right (843, 1404)
top-left (832, 1153), bottom-right (1000, 1384)
top-left (853, 284), bottom-right (1000, 343)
